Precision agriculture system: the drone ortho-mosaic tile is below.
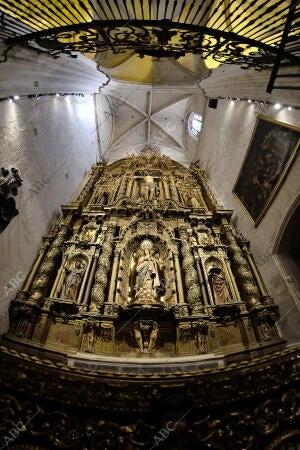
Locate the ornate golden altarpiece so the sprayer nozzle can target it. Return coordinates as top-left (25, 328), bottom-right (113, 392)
top-left (0, 155), bottom-right (299, 449)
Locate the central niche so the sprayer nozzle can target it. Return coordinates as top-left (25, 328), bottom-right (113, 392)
top-left (129, 239), bottom-right (165, 305)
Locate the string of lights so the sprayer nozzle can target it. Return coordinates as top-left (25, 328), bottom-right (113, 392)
top-left (0, 92), bottom-right (88, 103)
top-left (218, 97), bottom-right (298, 111)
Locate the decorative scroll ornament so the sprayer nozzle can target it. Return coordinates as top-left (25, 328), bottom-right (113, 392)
top-left (6, 21), bottom-right (278, 70)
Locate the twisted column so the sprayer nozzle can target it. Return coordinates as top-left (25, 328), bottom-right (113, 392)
top-left (192, 169), bottom-right (219, 209)
top-left (224, 227), bottom-right (262, 309)
top-left (76, 166), bottom-right (101, 204)
top-left (179, 228), bottom-right (201, 306)
top-left (29, 224), bottom-right (70, 306)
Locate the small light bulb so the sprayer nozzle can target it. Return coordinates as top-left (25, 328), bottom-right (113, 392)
top-left (288, 106), bottom-right (292, 111)
top-left (14, 95), bottom-right (20, 100)
top-left (56, 93), bottom-right (60, 97)
top-left (274, 103), bottom-right (281, 109)
top-left (248, 99), bottom-right (252, 103)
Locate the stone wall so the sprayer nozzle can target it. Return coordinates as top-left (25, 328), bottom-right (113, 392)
top-left (0, 95), bottom-right (99, 332)
top-left (198, 99), bottom-right (300, 341)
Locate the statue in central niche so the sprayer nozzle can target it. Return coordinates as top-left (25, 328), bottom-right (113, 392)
top-left (144, 173), bottom-right (156, 201)
top-left (133, 239), bottom-right (162, 304)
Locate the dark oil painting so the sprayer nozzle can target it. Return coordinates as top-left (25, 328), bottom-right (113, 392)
top-left (233, 116), bottom-right (299, 226)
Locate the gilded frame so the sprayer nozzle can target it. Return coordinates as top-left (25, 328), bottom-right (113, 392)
top-left (233, 116), bottom-right (300, 227)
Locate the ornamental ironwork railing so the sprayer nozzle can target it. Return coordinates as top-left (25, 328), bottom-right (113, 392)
top-left (0, 0), bottom-right (299, 75)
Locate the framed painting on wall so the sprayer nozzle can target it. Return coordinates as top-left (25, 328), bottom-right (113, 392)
top-left (233, 116), bottom-right (300, 227)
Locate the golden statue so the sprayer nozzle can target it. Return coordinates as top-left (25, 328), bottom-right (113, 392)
top-left (209, 268), bottom-right (231, 304)
top-left (133, 239), bottom-right (162, 304)
top-left (60, 260), bottom-right (86, 302)
top-left (144, 174), bottom-right (156, 201)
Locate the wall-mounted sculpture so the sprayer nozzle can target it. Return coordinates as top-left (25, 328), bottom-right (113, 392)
top-left (0, 167), bottom-right (22, 233)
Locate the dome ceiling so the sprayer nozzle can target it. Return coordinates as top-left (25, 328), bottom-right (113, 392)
top-left (95, 51), bottom-right (209, 84)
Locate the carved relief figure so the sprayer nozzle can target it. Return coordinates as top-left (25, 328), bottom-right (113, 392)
top-left (98, 191), bottom-right (109, 205)
top-left (196, 224), bottom-right (213, 245)
top-left (149, 323), bottom-right (159, 351)
top-left (134, 323), bottom-right (143, 351)
top-left (81, 224), bottom-right (98, 243)
top-left (133, 321), bottom-right (159, 352)
top-left (189, 192), bottom-right (201, 208)
top-left (16, 318), bottom-right (31, 338)
top-left (83, 322), bottom-right (97, 353)
top-left (193, 321), bottom-right (208, 354)
top-left (209, 268), bottom-right (231, 305)
top-left (60, 260), bottom-right (86, 301)
top-left (134, 240), bottom-right (162, 304)
top-left (213, 233), bottom-right (222, 245)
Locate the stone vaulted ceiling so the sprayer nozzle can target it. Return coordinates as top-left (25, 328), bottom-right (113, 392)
top-left (97, 82), bottom-right (200, 165)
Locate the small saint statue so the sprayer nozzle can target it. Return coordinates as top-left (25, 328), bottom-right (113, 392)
top-left (60, 260), bottom-right (86, 302)
top-left (209, 268), bottom-right (231, 305)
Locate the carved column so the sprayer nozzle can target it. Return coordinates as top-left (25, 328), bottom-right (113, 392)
top-left (222, 251), bottom-right (242, 303)
top-left (107, 249), bottom-right (121, 303)
top-left (179, 228), bottom-right (201, 306)
top-left (224, 226), bottom-right (262, 309)
top-left (82, 249), bottom-right (100, 306)
top-left (173, 250), bottom-right (185, 304)
top-left (125, 177), bottom-right (133, 197)
top-left (193, 169), bottom-right (220, 210)
top-left (193, 251), bottom-right (208, 306)
top-left (242, 244), bottom-right (272, 302)
top-left (132, 179), bottom-right (138, 197)
top-left (195, 248), bottom-right (215, 306)
top-left (29, 224), bottom-right (70, 306)
top-left (90, 225), bottom-right (115, 312)
top-left (116, 175), bottom-right (127, 200)
top-left (17, 237), bottom-right (51, 300)
top-left (76, 166), bottom-right (100, 204)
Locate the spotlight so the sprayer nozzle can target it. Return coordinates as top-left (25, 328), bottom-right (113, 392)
top-left (248, 99), bottom-right (252, 103)
top-left (8, 98), bottom-right (13, 103)
top-left (14, 96), bottom-right (20, 100)
top-left (274, 103), bottom-right (281, 109)
top-left (288, 106), bottom-right (292, 111)
top-left (56, 93), bottom-right (60, 97)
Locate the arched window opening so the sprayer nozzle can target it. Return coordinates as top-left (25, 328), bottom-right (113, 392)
top-left (188, 113), bottom-right (203, 140)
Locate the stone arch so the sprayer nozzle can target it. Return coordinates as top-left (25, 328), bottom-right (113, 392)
top-left (273, 194), bottom-right (300, 305)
